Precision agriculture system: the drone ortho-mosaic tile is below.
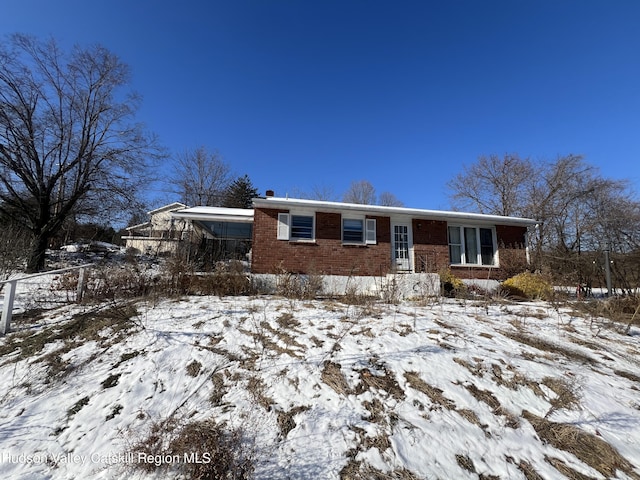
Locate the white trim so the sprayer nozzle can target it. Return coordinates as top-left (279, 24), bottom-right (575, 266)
top-left (341, 216), bottom-right (377, 246)
top-left (277, 213), bottom-right (290, 240)
top-left (171, 207), bottom-right (254, 223)
top-left (448, 224), bottom-right (498, 267)
top-left (365, 218), bottom-right (377, 245)
top-left (148, 202), bottom-right (188, 215)
top-left (276, 211), bottom-right (316, 242)
top-left (253, 196), bottom-right (537, 227)
top-left (391, 222), bottom-right (413, 272)
top-left (290, 213), bottom-right (315, 241)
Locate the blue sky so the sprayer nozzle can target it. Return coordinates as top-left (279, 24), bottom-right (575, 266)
top-left (3, 0), bottom-right (640, 210)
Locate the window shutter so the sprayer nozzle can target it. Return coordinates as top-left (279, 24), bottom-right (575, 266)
top-left (277, 213), bottom-right (290, 240)
top-left (365, 219), bottom-right (377, 244)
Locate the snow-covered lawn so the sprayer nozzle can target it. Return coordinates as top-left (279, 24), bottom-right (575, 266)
top-left (1, 293), bottom-right (639, 479)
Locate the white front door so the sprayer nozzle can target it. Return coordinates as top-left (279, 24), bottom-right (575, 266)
top-left (392, 224), bottom-right (411, 271)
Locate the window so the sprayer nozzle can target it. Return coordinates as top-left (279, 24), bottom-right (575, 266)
top-left (342, 217), bottom-right (377, 245)
top-left (277, 213), bottom-right (314, 241)
top-left (448, 226), bottom-right (496, 266)
top-left (343, 218), bottom-right (363, 243)
top-left (291, 215), bottom-right (314, 240)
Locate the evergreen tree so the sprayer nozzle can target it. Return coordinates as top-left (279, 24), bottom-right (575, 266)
top-left (222, 175), bottom-right (259, 209)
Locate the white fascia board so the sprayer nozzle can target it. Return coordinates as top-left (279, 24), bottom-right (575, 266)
top-left (252, 197), bottom-right (537, 227)
top-left (171, 207), bottom-right (254, 223)
top-left (147, 202), bottom-right (188, 215)
top-left (125, 221), bottom-right (151, 231)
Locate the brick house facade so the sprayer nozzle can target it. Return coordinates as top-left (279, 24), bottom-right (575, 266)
top-left (251, 196), bottom-right (536, 280)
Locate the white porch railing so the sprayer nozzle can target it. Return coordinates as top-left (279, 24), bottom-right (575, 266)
top-left (1, 264), bottom-right (93, 335)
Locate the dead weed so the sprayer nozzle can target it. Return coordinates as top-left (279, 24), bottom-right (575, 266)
top-left (523, 411), bottom-right (640, 479)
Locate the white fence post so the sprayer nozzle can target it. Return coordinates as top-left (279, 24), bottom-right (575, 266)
top-left (1, 279), bottom-right (18, 335)
top-left (0, 263), bottom-right (93, 336)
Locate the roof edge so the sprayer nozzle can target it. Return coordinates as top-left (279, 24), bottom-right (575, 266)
top-left (252, 197), bottom-right (537, 226)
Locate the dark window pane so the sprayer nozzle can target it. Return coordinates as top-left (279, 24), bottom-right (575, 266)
top-left (291, 215), bottom-right (313, 239)
top-left (480, 228), bottom-right (494, 265)
top-left (464, 227), bottom-right (478, 264)
top-left (343, 219), bottom-right (363, 243)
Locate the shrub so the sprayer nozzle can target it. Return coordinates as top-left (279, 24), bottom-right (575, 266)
top-left (439, 269), bottom-right (466, 297)
top-left (275, 270), bottom-right (323, 299)
top-left (131, 418), bottom-right (254, 480)
top-left (501, 272), bottom-right (553, 300)
top-left (158, 257), bottom-right (254, 296)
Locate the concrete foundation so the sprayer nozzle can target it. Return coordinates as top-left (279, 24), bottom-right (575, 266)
top-left (251, 272), bottom-right (440, 300)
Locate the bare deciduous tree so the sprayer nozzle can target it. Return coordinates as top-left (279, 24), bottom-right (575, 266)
top-left (292, 184), bottom-right (339, 201)
top-left (173, 147), bottom-right (231, 206)
top-left (447, 153), bottom-right (640, 284)
top-left (447, 154), bottom-right (534, 216)
top-left (343, 180), bottom-right (404, 206)
top-left (0, 34), bottom-right (162, 272)
top-left (343, 180), bottom-right (377, 205)
top-left (0, 216), bottom-right (30, 282)
top-left (378, 191), bottom-right (404, 207)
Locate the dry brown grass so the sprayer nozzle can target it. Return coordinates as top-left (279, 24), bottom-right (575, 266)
top-left (506, 458), bottom-right (544, 480)
top-left (403, 371), bottom-right (456, 410)
top-left (455, 454), bottom-right (476, 473)
top-left (321, 361), bottom-right (352, 396)
top-left (464, 383), bottom-right (520, 429)
top-left (523, 411), bottom-right (640, 479)
top-left (0, 302), bottom-right (139, 380)
top-left (238, 324), bottom-right (303, 359)
top-left (209, 371), bottom-right (227, 405)
top-left (453, 357), bottom-right (486, 377)
top-left (246, 376), bottom-right (274, 411)
top-left (501, 330), bottom-right (596, 365)
top-left (259, 320), bottom-right (306, 351)
top-left (357, 362), bottom-right (405, 401)
top-left (350, 425), bottom-right (392, 454)
top-left (101, 373), bottom-right (121, 389)
top-left (572, 295), bottom-right (640, 334)
top-left (614, 369), bottom-right (640, 383)
top-left (362, 397), bottom-right (387, 424)
top-left (275, 312), bottom-right (301, 330)
top-left (185, 360), bottom-right (202, 377)
top-left (130, 417), bottom-right (255, 480)
top-left (544, 456), bottom-right (597, 480)
top-left (276, 405), bottom-right (310, 438)
top-left (541, 376), bottom-right (580, 416)
top-left (457, 408), bottom-right (486, 431)
top-left (340, 460), bottom-right (422, 480)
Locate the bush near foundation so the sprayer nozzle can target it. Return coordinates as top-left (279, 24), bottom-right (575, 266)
top-left (501, 272), bottom-right (553, 300)
top-left (439, 269), bottom-right (466, 297)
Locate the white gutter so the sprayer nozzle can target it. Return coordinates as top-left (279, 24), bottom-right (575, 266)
top-left (252, 197), bottom-right (537, 227)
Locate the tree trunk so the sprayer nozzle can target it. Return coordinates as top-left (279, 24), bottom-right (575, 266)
top-left (26, 233), bottom-right (50, 273)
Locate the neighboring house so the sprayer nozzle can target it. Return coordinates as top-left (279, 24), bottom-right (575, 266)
top-left (171, 206), bottom-right (254, 261)
top-left (250, 195), bottom-right (537, 280)
top-left (123, 202), bottom-right (190, 255)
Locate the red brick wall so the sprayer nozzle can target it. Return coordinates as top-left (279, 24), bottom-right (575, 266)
top-left (252, 207), bottom-right (529, 280)
top-left (413, 219), bottom-right (450, 273)
top-left (251, 208), bottom-right (393, 276)
top-left (496, 225), bottom-right (527, 248)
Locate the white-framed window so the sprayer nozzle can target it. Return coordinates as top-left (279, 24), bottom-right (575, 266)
top-left (448, 225), bottom-right (496, 266)
top-left (277, 212), bottom-right (314, 241)
top-left (342, 217), bottom-right (376, 245)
